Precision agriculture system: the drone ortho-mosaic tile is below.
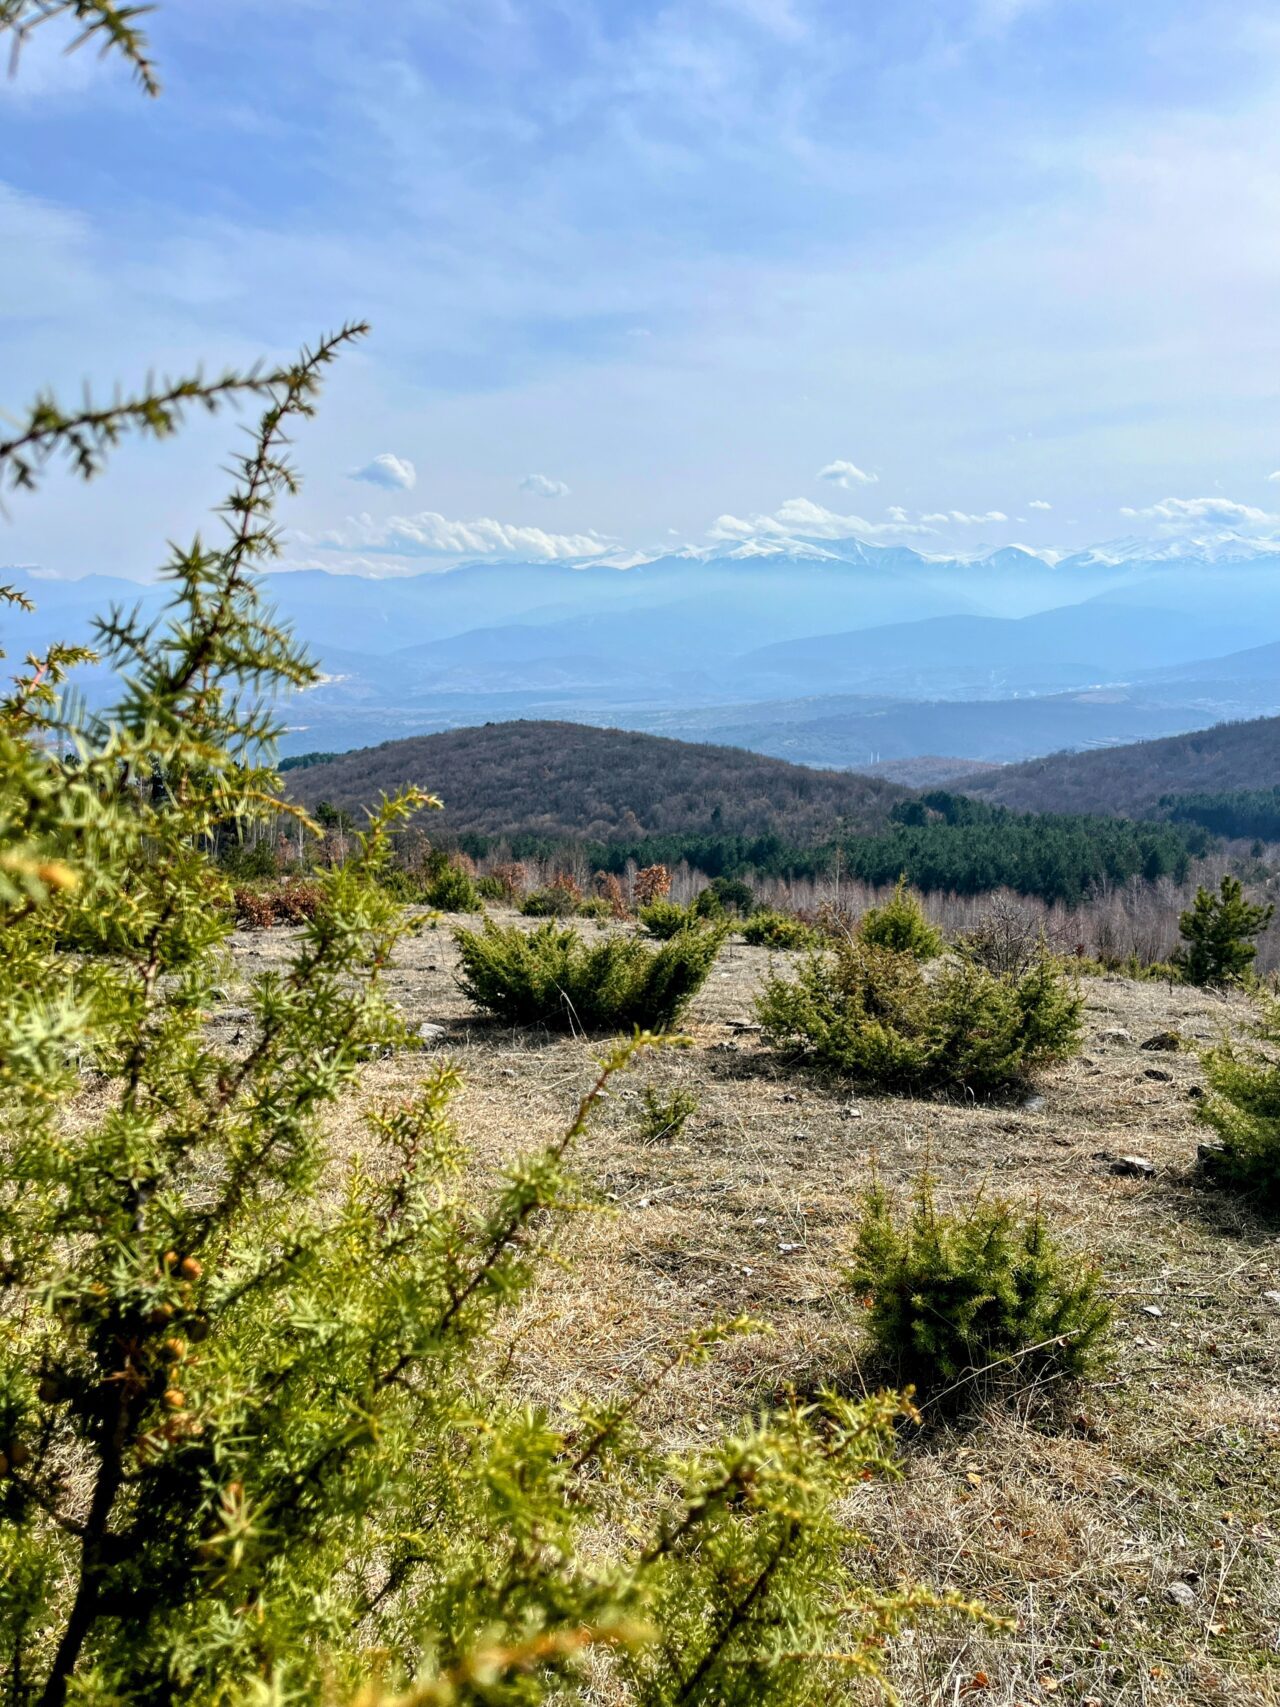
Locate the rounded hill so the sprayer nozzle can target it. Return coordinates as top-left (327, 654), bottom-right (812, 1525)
top-left (285, 720), bottom-right (907, 843)
top-left (960, 714), bottom-right (1280, 818)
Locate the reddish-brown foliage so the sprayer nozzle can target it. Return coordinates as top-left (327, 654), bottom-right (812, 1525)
top-left (595, 871), bottom-right (631, 920)
top-left (549, 871), bottom-right (584, 903)
top-left (489, 861), bottom-right (528, 900)
top-left (634, 864), bottom-right (671, 905)
top-left (234, 881), bottom-right (326, 929)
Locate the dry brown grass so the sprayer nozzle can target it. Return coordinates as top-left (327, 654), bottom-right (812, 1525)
top-left (228, 911), bottom-right (1280, 1706)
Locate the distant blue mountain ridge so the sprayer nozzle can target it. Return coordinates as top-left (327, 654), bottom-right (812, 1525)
top-left (5, 534), bottom-right (1280, 767)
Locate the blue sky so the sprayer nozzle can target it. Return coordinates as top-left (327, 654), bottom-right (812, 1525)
top-left (4, 0), bottom-right (1280, 577)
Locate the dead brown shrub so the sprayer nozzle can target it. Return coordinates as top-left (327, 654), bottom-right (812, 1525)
top-left (635, 863), bottom-right (672, 905)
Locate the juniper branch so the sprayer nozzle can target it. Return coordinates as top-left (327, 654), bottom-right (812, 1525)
top-left (1, 0), bottom-right (158, 95)
top-left (158, 323), bottom-right (369, 704)
top-left (0, 367), bottom-right (302, 496)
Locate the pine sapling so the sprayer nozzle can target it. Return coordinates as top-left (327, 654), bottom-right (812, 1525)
top-left (1175, 875), bottom-right (1274, 986)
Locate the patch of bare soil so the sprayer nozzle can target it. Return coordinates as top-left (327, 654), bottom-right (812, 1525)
top-left (231, 912), bottom-right (1280, 1706)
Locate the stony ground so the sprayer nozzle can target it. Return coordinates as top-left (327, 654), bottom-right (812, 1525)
top-left (231, 912), bottom-right (1280, 1707)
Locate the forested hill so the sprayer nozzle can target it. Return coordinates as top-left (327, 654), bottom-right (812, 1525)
top-left (285, 723), bottom-right (1206, 904)
top-left (960, 715), bottom-right (1280, 818)
top-left (284, 721), bottom-right (908, 842)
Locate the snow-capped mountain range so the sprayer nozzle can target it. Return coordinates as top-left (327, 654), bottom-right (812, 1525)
top-left (596, 528), bottom-right (1280, 572)
top-left (5, 529), bottom-right (1280, 766)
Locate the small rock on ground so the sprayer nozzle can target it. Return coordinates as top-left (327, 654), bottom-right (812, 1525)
top-left (1141, 1030), bottom-right (1183, 1052)
top-left (1102, 1153), bottom-right (1156, 1177)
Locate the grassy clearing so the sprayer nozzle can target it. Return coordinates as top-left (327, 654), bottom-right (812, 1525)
top-left (223, 911), bottom-right (1280, 1705)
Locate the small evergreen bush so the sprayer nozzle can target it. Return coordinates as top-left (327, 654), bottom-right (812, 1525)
top-left (756, 938), bottom-right (1082, 1094)
top-left (1074, 950), bottom-right (1182, 982)
top-left (1175, 875), bottom-right (1275, 986)
top-left (1197, 996), bottom-right (1280, 1205)
top-left (848, 1180), bottom-right (1112, 1397)
top-left (377, 863), bottom-right (422, 902)
top-left (424, 861), bottom-right (484, 913)
top-left (455, 918), bottom-right (727, 1031)
top-left (521, 886), bottom-right (580, 917)
top-left (638, 897), bottom-right (697, 938)
top-left (475, 873), bottom-right (508, 900)
top-left (858, 877), bottom-right (944, 961)
top-left (637, 1084), bottom-right (699, 1143)
top-left (698, 876), bottom-right (757, 918)
top-left (220, 838), bottom-right (279, 880)
top-left (742, 909), bottom-right (814, 950)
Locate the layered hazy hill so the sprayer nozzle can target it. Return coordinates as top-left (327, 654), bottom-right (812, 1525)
top-left (958, 714), bottom-right (1280, 818)
top-left (284, 721), bottom-right (907, 843)
top-left (283, 709), bottom-right (1280, 846)
top-left (8, 533), bottom-right (1280, 767)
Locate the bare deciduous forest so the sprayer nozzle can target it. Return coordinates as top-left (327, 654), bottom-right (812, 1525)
top-left (285, 719), bottom-right (907, 839)
top-left (962, 715), bottom-right (1280, 817)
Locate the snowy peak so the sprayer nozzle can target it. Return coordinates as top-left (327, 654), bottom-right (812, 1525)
top-left (1059, 531), bottom-right (1280, 570)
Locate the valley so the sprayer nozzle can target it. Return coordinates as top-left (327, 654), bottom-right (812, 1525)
top-left (12, 536), bottom-right (1280, 769)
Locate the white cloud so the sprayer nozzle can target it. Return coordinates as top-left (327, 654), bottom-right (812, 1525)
top-left (1119, 496), bottom-right (1280, 527)
top-left (519, 472), bottom-right (571, 498)
top-left (1028, 498), bottom-right (1052, 510)
top-left (308, 510), bottom-right (606, 561)
top-left (1267, 472), bottom-right (1280, 484)
top-left (348, 454), bottom-right (417, 492)
top-left (817, 459), bottom-right (878, 488)
top-left (710, 496), bottom-right (933, 543)
top-left (885, 504), bottom-right (909, 522)
top-left (920, 509), bottom-right (1009, 525)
